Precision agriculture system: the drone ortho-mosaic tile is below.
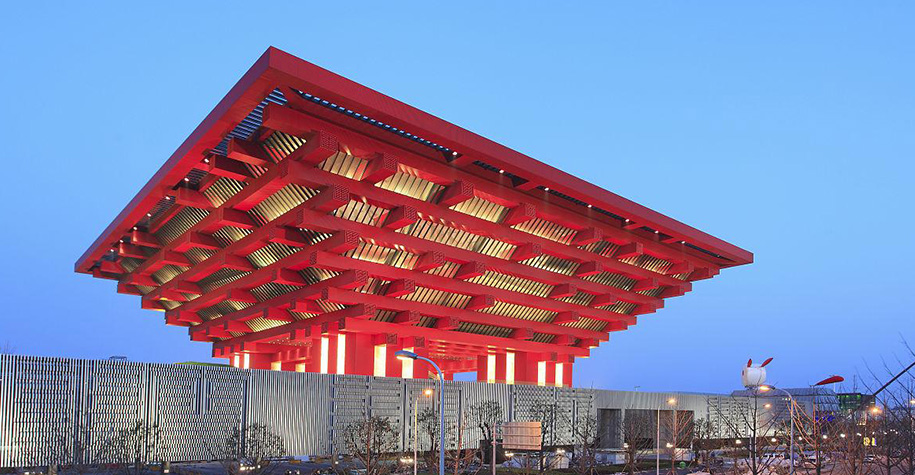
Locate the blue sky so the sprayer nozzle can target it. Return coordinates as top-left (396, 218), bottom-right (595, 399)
top-left (1, 2), bottom-right (912, 393)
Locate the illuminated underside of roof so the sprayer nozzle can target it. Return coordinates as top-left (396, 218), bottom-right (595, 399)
top-left (76, 47), bottom-right (752, 386)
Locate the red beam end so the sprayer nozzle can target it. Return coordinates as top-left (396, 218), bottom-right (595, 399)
top-left (131, 230), bottom-right (161, 249)
top-left (310, 184), bottom-right (350, 213)
top-left (208, 155), bottom-right (253, 181)
top-left (465, 294), bottom-right (495, 311)
top-left (614, 242), bottom-right (643, 259)
top-left (590, 294), bottom-right (620, 308)
top-left (438, 180), bottom-right (474, 207)
top-left (361, 152), bottom-right (399, 184)
top-left (548, 284), bottom-right (577, 299)
top-left (665, 262), bottom-right (694, 276)
top-left (632, 278), bottom-right (659, 292)
top-left (454, 261), bottom-right (485, 280)
top-left (382, 206), bottom-right (418, 230)
top-left (502, 203), bottom-right (536, 227)
top-left (509, 243), bottom-right (541, 262)
top-left (384, 279), bottom-right (416, 298)
top-left (274, 268), bottom-right (306, 286)
top-left (572, 227), bottom-right (603, 246)
top-left (393, 311), bottom-right (422, 326)
top-left (227, 137), bottom-right (270, 167)
top-left (574, 261), bottom-right (603, 277)
top-left (435, 317), bottom-right (460, 330)
top-left (414, 251), bottom-right (445, 272)
top-left (175, 188), bottom-right (215, 209)
top-left (267, 227), bottom-right (309, 247)
top-left (286, 130), bottom-right (340, 165)
top-left (552, 311), bottom-right (580, 324)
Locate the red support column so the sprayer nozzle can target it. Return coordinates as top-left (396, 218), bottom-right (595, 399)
top-left (544, 361), bottom-right (556, 387)
top-left (476, 355), bottom-right (490, 383)
top-left (384, 337), bottom-right (403, 378)
top-left (513, 352), bottom-right (540, 385)
top-left (410, 344), bottom-right (432, 379)
top-left (247, 353), bottom-right (273, 370)
top-left (345, 333), bottom-right (375, 376)
top-left (304, 337), bottom-right (321, 373)
top-left (494, 353), bottom-right (508, 384)
top-left (562, 360), bottom-right (574, 387)
top-left (325, 334), bottom-right (338, 374)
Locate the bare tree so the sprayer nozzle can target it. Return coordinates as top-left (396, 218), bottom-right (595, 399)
top-left (212, 423), bottom-right (286, 475)
top-left (418, 407), bottom-right (443, 475)
top-left (622, 409), bottom-right (654, 475)
top-left (524, 401), bottom-right (567, 474)
top-left (101, 421), bottom-right (165, 475)
top-left (712, 390), bottom-right (789, 475)
top-left (27, 424), bottom-right (92, 472)
top-left (341, 414), bottom-right (400, 475)
top-left (692, 418), bottom-right (716, 470)
top-left (467, 400), bottom-right (503, 464)
top-left (896, 378), bottom-right (915, 475)
top-left (570, 402), bottom-right (600, 475)
top-left (826, 414), bottom-right (871, 475)
top-left (855, 346), bottom-right (915, 475)
top-left (449, 413), bottom-right (483, 475)
top-left (662, 409), bottom-right (694, 474)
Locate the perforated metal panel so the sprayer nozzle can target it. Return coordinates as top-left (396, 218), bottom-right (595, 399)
top-left (0, 355), bottom-right (733, 468)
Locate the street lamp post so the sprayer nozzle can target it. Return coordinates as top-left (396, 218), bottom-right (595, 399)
top-left (397, 350), bottom-right (446, 475)
top-left (657, 397), bottom-right (676, 475)
top-left (758, 386), bottom-right (797, 475)
top-left (414, 388), bottom-right (433, 475)
top-left (753, 375), bottom-right (843, 475)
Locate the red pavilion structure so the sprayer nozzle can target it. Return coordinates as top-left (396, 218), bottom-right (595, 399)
top-left (76, 48), bottom-right (752, 387)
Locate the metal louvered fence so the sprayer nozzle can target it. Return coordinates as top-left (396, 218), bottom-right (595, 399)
top-left (0, 355), bottom-right (718, 468)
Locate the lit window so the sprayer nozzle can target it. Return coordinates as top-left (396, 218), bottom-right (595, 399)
top-left (505, 352), bottom-right (515, 385)
top-left (487, 354), bottom-right (496, 384)
top-left (336, 334), bottom-right (346, 375)
top-left (402, 347), bottom-right (415, 378)
top-left (320, 337), bottom-right (329, 374)
top-left (374, 345), bottom-right (386, 377)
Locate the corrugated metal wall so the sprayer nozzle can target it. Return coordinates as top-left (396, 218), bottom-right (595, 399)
top-left (0, 355), bottom-right (723, 468)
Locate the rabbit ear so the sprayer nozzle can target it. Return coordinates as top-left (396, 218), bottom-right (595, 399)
top-left (761, 357), bottom-right (773, 367)
top-left (747, 358), bottom-right (753, 368)
top-left (815, 375), bottom-right (845, 386)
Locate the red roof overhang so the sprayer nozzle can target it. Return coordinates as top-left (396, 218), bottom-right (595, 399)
top-left (76, 46), bottom-right (751, 274)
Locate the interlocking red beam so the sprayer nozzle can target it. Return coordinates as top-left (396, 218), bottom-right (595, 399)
top-left (266, 93), bottom-right (726, 274)
top-left (281, 161), bottom-right (691, 299)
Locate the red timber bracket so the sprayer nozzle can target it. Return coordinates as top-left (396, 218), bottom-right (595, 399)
top-left (311, 250), bottom-right (633, 327)
top-left (136, 181), bottom-right (353, 304)
top-left (342, 318), bottom-right (589, 358)
top-left (271, 144), bottom-right (695, 301)
top-left (291, 206), bottom-right (659, 312)
top-left (144, 220), bottom-right (356, 308)
top-left (77, 49), bottom-right (748, 285)
top-left (260, 92), bottom-right (730, 274)
top-left (179, 267), bottom-right (367, 336)
top-left (321, 288), bottom-right (608, 341)
top-left (120, 135), bottom-right (345, 287)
